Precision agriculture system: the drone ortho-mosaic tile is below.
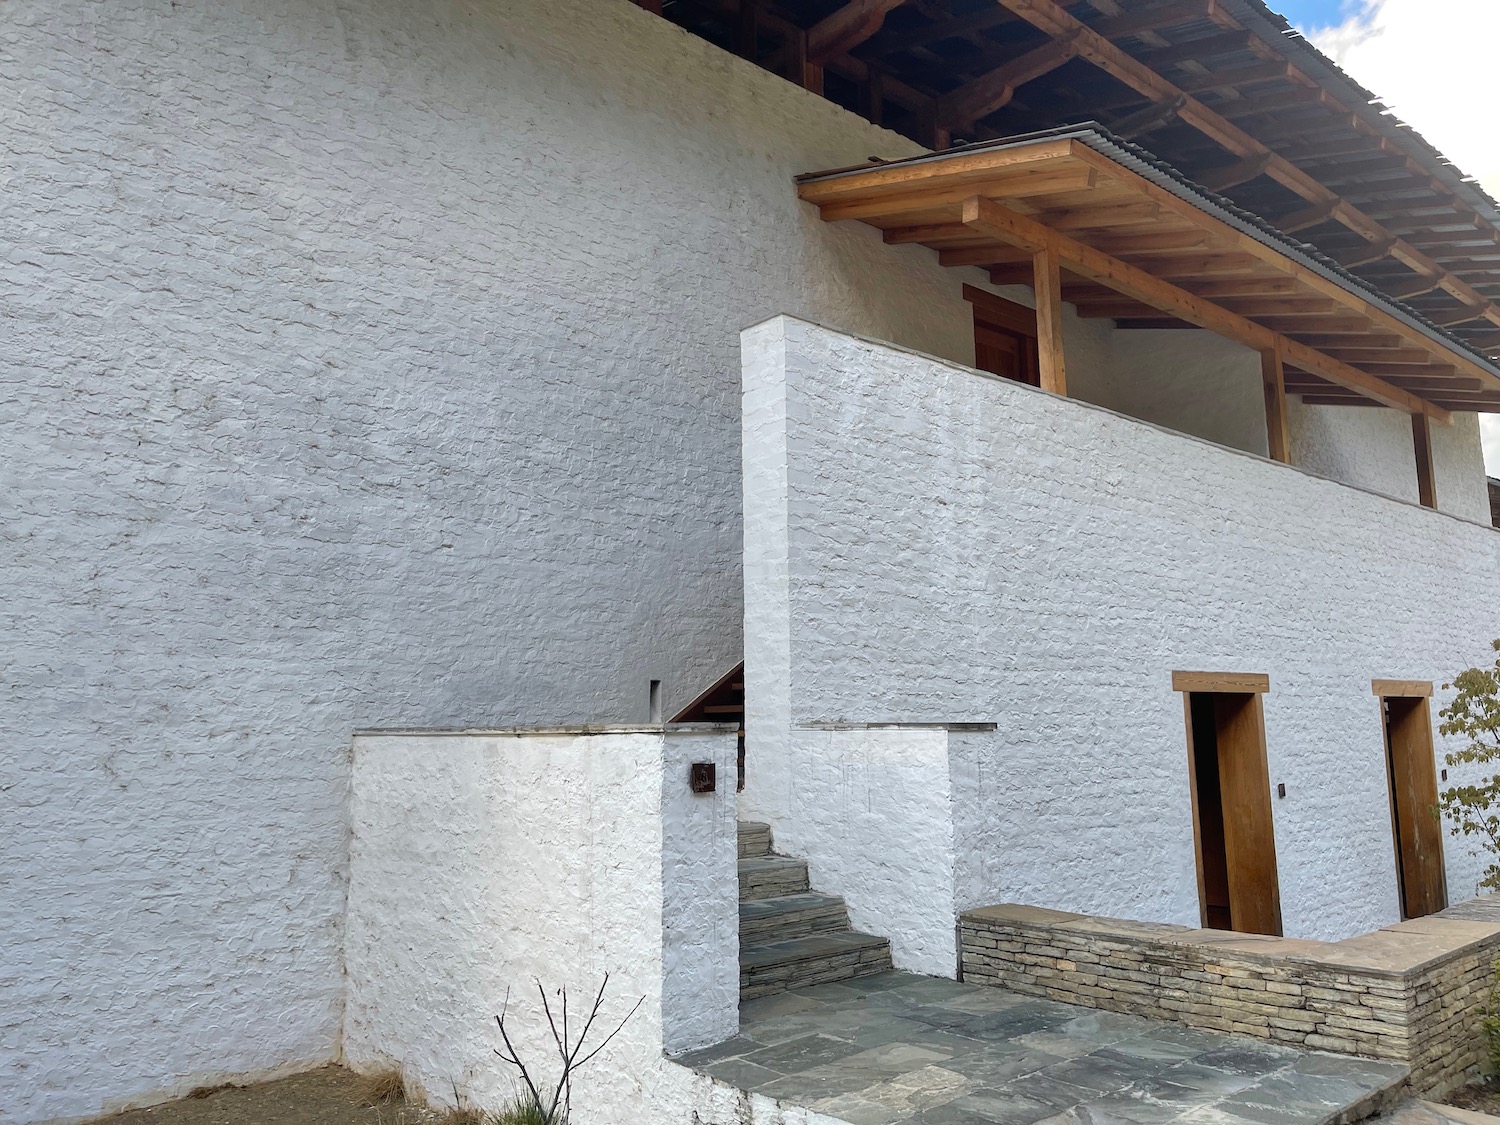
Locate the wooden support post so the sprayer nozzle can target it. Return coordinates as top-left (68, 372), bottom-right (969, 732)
top-left (1412, 412), bottom-right (1437, 509)
top-left (864, 69), bottom-right (884, 127)
top-left (796, 32), bottom-right (823, 95)
top-left (737, 0), bottom-right (758, 59)
top-left (1260, 341), bottom-right (1290, 464)
top-left (1032, 246), bottom-right (1068, 396)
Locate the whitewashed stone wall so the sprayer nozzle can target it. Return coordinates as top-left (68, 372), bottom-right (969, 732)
top-left (3, 0), bottom-right (990, 1117)
top-left (345, 727), bottom-right (744, 1122)
top-left (769, 726), bottom-right (964, 978)
top-left (742, 315), bottom-right (1500, 950)
top-left (5, 0), bottom-right (1493, 1119)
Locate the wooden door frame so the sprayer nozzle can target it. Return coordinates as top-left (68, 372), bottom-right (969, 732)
top-left (1174, 671), bottom-right (1281, 935)
top-left (1371, 679), bottom-right (1446, 918)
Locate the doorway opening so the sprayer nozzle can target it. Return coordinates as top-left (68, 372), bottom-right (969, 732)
top-left (964, 284), bottom-right (1040, 387)
top-left (1175, 672), bottom-right (1282, 936)
top-left (1375, 681), bottom-right (1446, 919)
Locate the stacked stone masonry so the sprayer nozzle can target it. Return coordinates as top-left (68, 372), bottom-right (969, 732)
top-left (959, 901), bottom-right (1500, 1095)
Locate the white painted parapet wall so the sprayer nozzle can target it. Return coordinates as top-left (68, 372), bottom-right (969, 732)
top-left (742, 315), bottom-right (1500, 950)
top-left (345, 726), bottom-right (799, 1124)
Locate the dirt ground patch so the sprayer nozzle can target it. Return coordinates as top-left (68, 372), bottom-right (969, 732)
top-left (1444, 1079), bottom-right (1500, 1117)
top-left (87, 1066), bottom-right (457, 1125)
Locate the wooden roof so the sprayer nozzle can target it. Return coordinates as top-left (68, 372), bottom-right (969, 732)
top-left (651, 0), bottom-right (1500, 366)
top-left (797, 133), bottom-right (1500, 417)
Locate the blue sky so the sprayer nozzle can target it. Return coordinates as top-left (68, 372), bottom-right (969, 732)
top-left (1264, 0), bottom-right (1353, 32)
top-left (1259, 0), bottom-right (1500, 474)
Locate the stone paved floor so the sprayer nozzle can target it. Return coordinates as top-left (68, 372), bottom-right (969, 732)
top-left (674, 972), bottom-right (1409, 1125)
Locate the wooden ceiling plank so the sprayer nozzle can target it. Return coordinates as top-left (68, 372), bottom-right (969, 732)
top-left (795, 141), bottom-right (1079, 203)
top-left (1091, 0), bottom-right (1213, 40)
top-left (1136, 30), bottom-right (1254, 69)
top-left (1298, 395), bottom-right (1387, 406)
top-left (1090, 229), bottom-right (1214, 254)
top-left (813, 166), bottom-right (1097, 221)
top-left (1183, 276), bottom-right (1300, 297)
top-left (1034, 201), bottom-right (1161, 231)
top-left (939, 245), bottom-right (1039, 267)
top-left (1173, 61), bottom-right (1293, 95)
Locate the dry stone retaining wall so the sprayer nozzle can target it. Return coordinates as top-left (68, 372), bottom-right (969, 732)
top-left (960, 903), bottom-right (1500, 1095)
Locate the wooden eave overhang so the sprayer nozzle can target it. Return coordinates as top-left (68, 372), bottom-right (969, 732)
top-left (797, 133), bottom-right (1500, 418)
top-left (648, 0), bottom-right (1500, 363)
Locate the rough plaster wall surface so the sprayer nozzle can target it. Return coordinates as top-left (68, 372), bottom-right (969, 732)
top-left (1287, 400), bottom-right (1495, 524)
top-left (771, 728), bottom-right (959, 977)
top-left (743, 316), bottom-right (1500, 946)
top-left (1289, 401), bottom-right (1422, 510)
top-left (1103, 330), bottom-right (1267, 456)
top-left (344, 729), bottom-right (843, 1125)
top-left (0, 0), bottom-right (998, 1117)
top-left (1430, 413), bottom-right (1492, 524)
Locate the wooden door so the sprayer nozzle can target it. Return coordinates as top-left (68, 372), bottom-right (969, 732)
top-left (1215, 693), bottom-right (1283, 936)
top-left (1184, 686), bottom-right (1282, 936)
top-left (1383, 695), bottom-right (1446, 918)
top-left (966, 285), bottom-right (1040, 387)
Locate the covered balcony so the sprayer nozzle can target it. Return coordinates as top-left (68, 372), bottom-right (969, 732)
top-left (795, 126), bottom-right (1500, 511)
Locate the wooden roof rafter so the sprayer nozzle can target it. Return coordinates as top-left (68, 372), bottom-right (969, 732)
top-left (648, 0), bottom-right (1500, 358)
top-left (989, 0), bottom-right (1500, 333)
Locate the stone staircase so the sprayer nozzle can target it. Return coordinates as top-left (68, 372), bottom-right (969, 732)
top-left (737, 821), bottom-right (892, 1000)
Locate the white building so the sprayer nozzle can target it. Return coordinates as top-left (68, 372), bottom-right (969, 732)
top-left (6, 0), bottom-right (1500, 1121)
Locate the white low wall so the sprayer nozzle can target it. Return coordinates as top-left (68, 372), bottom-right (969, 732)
top-left (743, 315), bottom-right (1500, 946)
top-left (345, 726), bottom-right (758, 1123)
top-left (770, 725), bottom-right (969, 978)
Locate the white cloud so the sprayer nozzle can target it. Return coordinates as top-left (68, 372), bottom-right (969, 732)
top-left (1307, 1), bottom-right (1500, 476)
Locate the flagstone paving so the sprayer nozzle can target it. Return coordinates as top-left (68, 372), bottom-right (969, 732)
top-left (673, 971), bottom-right (1411, 1125)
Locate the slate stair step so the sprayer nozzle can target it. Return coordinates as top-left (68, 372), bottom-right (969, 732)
top-left (739, 931), bottom-right (894, 1000)
top-left (738, 855), bottom-right (809, 901)
top-left (740, 891), bottom-right (850, 945)
top-left (737, 821), bottom-right (772, 860)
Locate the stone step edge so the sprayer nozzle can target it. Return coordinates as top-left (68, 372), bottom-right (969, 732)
top-left (739, 892), bottom-right (850, 941)
top-left (1325, 1073), bottom-right (1413, 1125)
top-left (740, 931), bottom-right (891, 970)
top-left (738, 890), bottom-right (846, 919)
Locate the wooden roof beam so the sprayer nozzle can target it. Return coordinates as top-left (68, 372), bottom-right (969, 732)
top-left (1198, 152), bottom-right (1274, 193)
top-left (1276, 199), bottom-right (1339, 234)
top-left (1107, 95), bottom-right (1187, 140)
top-left (1334, 238), bottom-right (1398, 269)
top-left (991, 0), bottom-right (1500, 332)
top-left (806, 0), bottom-right (908, 62)
top-left (959, 194), bottom-right (1444, 419)
top-left (1387, 275), bottom-right (1447, 302)
top-left (1429, 307), bottom-right (1490, 328)
top-left (935, 34), bottom-right (1082, 129)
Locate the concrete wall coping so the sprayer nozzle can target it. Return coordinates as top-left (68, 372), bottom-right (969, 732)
top-left (795, 722), bottom-right (999, 731)
top-left (962, 902), bottom-right (1500, 980)
top-left (750, 314), bottom-right (1500, 533)
top-left (352, 723), bottom-right (739, 738)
